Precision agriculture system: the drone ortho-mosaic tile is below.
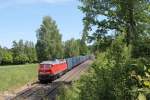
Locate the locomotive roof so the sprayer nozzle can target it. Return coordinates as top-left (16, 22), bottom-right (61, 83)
top-left (40, 59), bottom-right (66, 65)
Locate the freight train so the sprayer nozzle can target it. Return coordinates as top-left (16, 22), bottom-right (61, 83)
top-left (38, 56), bottom-right (90, 82)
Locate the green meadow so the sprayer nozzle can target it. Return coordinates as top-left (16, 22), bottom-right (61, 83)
top-left (0, 64), bottom-right (38, 92)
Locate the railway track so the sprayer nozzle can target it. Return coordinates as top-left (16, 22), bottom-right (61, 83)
top-left (11, 82), bottom-right (40, 100)
top-left (38, 62), bottom-right (89, 100)
top-left (11, 60), bottom-right (92, 100)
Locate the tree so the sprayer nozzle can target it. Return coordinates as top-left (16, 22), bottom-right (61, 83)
top-left (24, 41), bottom-right (37, 63)
top-left (0, 46), bottom-right (2, 64)
top-left (79, 0), bottom-right (150, 47)
top-left (1, 48), bottom-right (13, 65)
top-left (64, 38), bottom-right (80, 57)
top-left (70, 0), bottom-right (150, 99)
top-left (79, 32), bottom-right (89, 55)
top-left (36, 16), bottom-right (63, 61)
top-left (12, 40), bottom-right (37, 64)
top-left (13, 54), bottom-right (29, 64)
top-left (12, 40), bottom-right (25, 58)
top-left (12, 40), bottom-right (31, 64)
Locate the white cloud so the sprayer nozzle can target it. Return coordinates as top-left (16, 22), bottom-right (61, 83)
top-left (0, 0), bottom-right (73, 8)
top-left (1, 0), bottom-right (72, 4)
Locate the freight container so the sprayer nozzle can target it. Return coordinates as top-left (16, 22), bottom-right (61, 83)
top-left (66, 58), bottom-right (73, 70)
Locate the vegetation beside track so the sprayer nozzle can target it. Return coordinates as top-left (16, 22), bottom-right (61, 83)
top-left (57, 0), bottom-right (150, 99)
top-left (0, 64), bottom-right (38, 92)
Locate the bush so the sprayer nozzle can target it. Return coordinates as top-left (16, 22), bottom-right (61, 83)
top-left (78, 52), bottom-right (131, 100)
top-left (0, 52), bottom-right (2, 64)
top-left (57, 83), bottom-right (80, 100)
top-left (58, 35), bottom-right (150, 100)
top-left (57, 35), bottom-right (134, 100)
top-left (1, 51), bottom-right (13, 65)
top-left (13, 54), bottom-right (29, 64)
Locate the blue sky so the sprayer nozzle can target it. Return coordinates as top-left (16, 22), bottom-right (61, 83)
top-left (0, 0), bottom-right (84, 48)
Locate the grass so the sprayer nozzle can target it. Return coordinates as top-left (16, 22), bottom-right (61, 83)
top-left (0, 64), bottom-right (38, 92)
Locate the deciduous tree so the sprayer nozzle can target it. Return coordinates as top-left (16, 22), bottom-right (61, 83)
top-left (79, 0), bottom-right (150, 46)
top-left (24, 41), bottom-right (37, 63)
top-left (36, 16), bottom-right (63, 61)
top-left (1, 48), bottom-right (13, 64)
top-left (12, 40), bottom-right (37, 64)
top-left (64, 38), bottom-right (80, 57)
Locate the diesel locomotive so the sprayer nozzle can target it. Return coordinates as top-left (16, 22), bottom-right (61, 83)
top-left (38, 56), bottom-right (90, 82)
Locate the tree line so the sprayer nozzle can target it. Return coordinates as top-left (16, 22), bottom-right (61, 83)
top-left (0, 16), bottom-right (89, 65)
top-left (0, 40), bottom-right (37, 65)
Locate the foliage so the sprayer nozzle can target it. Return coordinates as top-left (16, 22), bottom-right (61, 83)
top-left (12, 40), bottom-right (28, 64)
top-left (75, 36), bottom-right (131, 100)
top-left (13, 54), bottom-right (29, 64)
top-left (0, 46), bottom-right (3, 64)
top-left (1, 49), bottom-right (13, 65)
top-left (0, 47), bottom-right (13, 65)
top-left (131, 36), bottom-right (150, 58)
top-left (11, 40), bottom-right (37, 64)
top-left (108, 34), bottom-right (131, 63)
top-left (57, 83), bottom-right (80, 100)
top-left (58, 35), bottom-right (150, 100)
top-left (76, 1), bottom-right (150, 99)
top-left (125, 58), bottom-right (150, 99)
top-left (36, 16), bottom-right (63, 61)
top-left (24, 41), bottom-right (37, 63)
top-left (92, 35), bottom-right (113, 53)
top-left (80, 32), bottom-right (89, 55)
top-left (64, 38), bottom-right (80, 57)
top-left (64, 37), bottom-right (89, 57)
top-left (79, 0), bottom-right (150, 46)
top-left (12, 40), bottom-right (25, 57)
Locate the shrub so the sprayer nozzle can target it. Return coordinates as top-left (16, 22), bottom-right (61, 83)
top-left (0, 52), bottom-right (2, 64)
top-left (1, 51), bottom-right (13, 64)
top-left (13, 54), bottom-right (29, 64)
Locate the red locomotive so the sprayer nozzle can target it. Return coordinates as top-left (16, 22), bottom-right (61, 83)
top-left (38, 59), bottom-right (67, 82)
top-left (38, 56), bottom-right (90, 83)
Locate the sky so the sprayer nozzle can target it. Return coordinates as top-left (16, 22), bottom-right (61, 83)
top-left (0, 0), bottom-right (84, 48)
